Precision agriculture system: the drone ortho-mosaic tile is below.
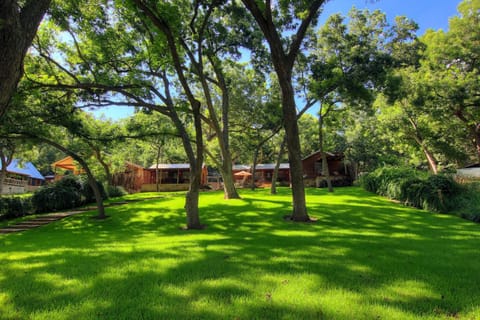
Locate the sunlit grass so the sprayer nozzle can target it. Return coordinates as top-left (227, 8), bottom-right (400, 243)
top-left (0, 187), bottom-right (479, 319)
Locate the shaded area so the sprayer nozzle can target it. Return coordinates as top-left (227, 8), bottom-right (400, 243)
top-left (0, 187), bottom-right (479, 319)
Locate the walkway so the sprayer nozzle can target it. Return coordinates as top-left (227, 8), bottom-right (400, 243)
top-left (0, 211), bottom-right (84, 234)
top-left (0, 198), bottom-right (162, 235)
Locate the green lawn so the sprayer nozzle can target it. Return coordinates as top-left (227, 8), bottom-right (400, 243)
top-left (0, 187), bottom-right (479, 319)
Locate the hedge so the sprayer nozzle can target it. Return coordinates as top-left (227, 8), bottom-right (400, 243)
top-left (32, 175), bottom-right (107, 213)
top-left (0, 196), bottom-right (32, 221)
top-left (359, 167), bottom-right (461, 213)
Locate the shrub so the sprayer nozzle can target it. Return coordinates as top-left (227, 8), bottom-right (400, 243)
top-left (360, 166), bottom-right (462, 213)
top-left (32, 183), bottom-right (82, 213)
top-left (450, 183), bottom-right (480, 222)
top-left (80, 176), bottom-right (108, 203)
top-left (0, 196), bottom-right (33, 220)
top-left (32, 175), bottom-right (106, 213)
top-left (359, 167), bottom-right (421, 198)
top-left (107, 185), bottom-right (128, 197)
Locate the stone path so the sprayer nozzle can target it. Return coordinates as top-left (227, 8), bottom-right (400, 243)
top-left (0, 211), bottom-right (84, 234)
top-left (0, 198), bottom-right (163, 235)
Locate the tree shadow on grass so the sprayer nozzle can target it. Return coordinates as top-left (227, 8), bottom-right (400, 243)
top-left (0, 187), bottom-right (479, 319)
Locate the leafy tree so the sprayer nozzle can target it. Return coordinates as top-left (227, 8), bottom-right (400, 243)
top-left (308, 9), bottom-right (417, 188)
top-left (27, 0), bottom-right (207, 229)
top-left (241, 0), bottom-right (325, 221)
top-left (1, 86), bottom-right (108, 218)
top-left (0, 0), bottom-right (51, 118)
top-left (420, 0), bottom-right (480, 162)
top-left (343, 108), bottom-right (401, 176)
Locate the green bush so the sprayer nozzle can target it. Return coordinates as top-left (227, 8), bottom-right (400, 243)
top-left (359, 167), bottom-right (421, 197)
top-left (32, 183), bottom-right (82, 213)
top-left (107, 185), bottom-right (128, 197)
top-left (0, 196), bottom-right (33, 220)
top-left (450, 183), bottom-right (480, 222)
top-left (32, 175), bottom-right (106, 213)
top-left (360, 167), bottom-right (461, 213)
top-left (80, 176), bottom-right (107, 203)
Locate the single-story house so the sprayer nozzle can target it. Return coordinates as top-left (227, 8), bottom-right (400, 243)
top-left (302, 150), bottom-right (352, 187)
top-left (142, 163), bottom-right (208, 192)
top-left (255, 163), bottom-right (291, 185)
top-left (232, 163), bottom-right (291, 187)
top-left (111, 162), bottom-right (145, 193)
top-left (0, 159), bottom-right (45, 194)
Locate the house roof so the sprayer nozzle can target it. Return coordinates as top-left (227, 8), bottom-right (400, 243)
top-left (463, 163), bottom-right (480, 168)
top-left (0, 159), bottom-right (45, 180)
top-left (148, 163), bottom-right (191, 170)
top-left (302, 150), bottom-right (344, 161)
top-left (233, 163), bottom-right (290, 171)
top-left (51, 156), bottom-right (77, 171)
top-left (256, 163), bottom-right (290, 170)
top-left (232, 164), bottom-right (251, 171)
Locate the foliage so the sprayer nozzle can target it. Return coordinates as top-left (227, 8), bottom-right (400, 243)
top-left (452, 182), bottom-right (480, 222)
top-left (360, 166), bottom-right (465, 213)
top-left (32, 175), bottom-right (106, 213)
top-left (0, 196), bottom-right (33, 220)
top-left (107, 185), bottom-right (128, 198)
top-left (1, 188), bottom-right (480, 319)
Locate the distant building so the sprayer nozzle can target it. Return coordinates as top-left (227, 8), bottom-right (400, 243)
top-left (301, 151), bottom-right (352, 187)
top-left (0, 159), bottom-right (45, 194)
top-left (232, 163), bottom-right (290, 187)
top-left (51, 156), bottom-right (83, 180)
top-left (51, 156), bottom-right (145, 193)
top-left (456, 163), bottom-right (480, 181)
top-left (142, 163), bottom-right (208, 192)
top-left (111, 162), bottom-right (145, 193)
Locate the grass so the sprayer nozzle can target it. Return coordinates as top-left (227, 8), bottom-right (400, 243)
top-left (0, 187), bottom-right (479, 320)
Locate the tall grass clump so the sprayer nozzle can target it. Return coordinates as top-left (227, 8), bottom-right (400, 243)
top-left (360, 166), bottom-right (463, 214)
top-left (32, 175), bottom-right (106, 213)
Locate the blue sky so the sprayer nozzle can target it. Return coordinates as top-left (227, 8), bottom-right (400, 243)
top-left (94, 0), bottom-right (461, 121)
top-left (321, 0), bottom-right (459, 35)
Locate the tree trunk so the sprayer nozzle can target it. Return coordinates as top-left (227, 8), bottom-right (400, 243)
top-left (321, 151), bottom-right (333, 192)
top-left (408, 116), bottom-right (438, 174)
top-left (278, 73), bottom-right (309, 221)
top-left (185, 168), bottom-right (202, 229)
top-left (155, 146), bottom-right (161, 192)
top-left (319, 112), bottom-right (333, 192)
top-left (0, 167), bottom-right (6, 195)
top-left (82, 164), bottom-right (106, 219)
top-left (220, 162), bottom-right (240, 199)
top-left (0, 0), bottom-right (51, 118)
top-left (420, 144), bottom-right (438, 174)
top-left (207, 55), bottom-right (240, 199)
top-left (271, 136), bottom-right (286, 195)
top-left (241, 0), bottom-right (324, 222)
top-left (0, 151), bottom-right (7, 195)
top-left (66, 157), bottom-right (106, 219)
top-left (33, 137), bottom-right (106, 218)
top-left (475, 123), bottom-right (480, 163)
top-left (132, 0), bottom-right (205, 228)
top-left (168, 101), bottom-right (204, 229)
top-left (250, 149), bottom-right (259, 190)
top-left (93, 148), bottom-right (112, 186)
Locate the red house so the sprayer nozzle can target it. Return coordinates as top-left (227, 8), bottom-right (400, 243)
top-left (142, 163), bottom-right (208, 192)
top-left (301, 151), bottom-right (352, 187)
